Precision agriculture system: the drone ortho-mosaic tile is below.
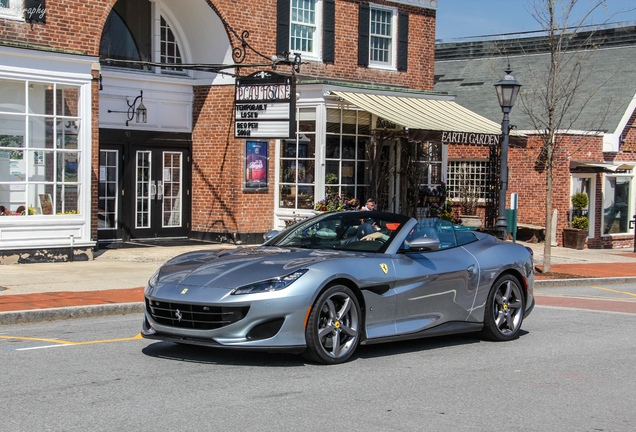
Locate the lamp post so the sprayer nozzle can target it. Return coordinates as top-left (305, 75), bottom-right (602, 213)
top-left (494, 65), bottom-right (522, 241)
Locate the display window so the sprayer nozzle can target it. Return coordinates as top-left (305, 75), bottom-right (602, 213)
top-left (0, 79), bottom-right (82, 217)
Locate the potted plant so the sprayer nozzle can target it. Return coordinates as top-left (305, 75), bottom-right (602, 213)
top-left (563, 192), bottom-right (589, 249)
top-left (457, 168), bottom-right (482, 229)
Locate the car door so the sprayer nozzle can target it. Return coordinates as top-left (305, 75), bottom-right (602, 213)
top-left (390, 222), bottom-right (480, 335)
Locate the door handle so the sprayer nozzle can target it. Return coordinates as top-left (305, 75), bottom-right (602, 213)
top-left (150, 181), bottom-right (156, 199)
top-left (467, 264), bottom-right (476, 273)
top-left (157, 180), bottom-right (163, 200)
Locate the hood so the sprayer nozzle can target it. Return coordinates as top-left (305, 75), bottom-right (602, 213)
top-left (156, 246), bottom-right (359, 289)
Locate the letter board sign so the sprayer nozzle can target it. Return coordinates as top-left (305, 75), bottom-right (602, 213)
top-left (235, 71), bottom-right (295, 139)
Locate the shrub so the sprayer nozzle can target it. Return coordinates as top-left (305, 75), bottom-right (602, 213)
top-left (571, 216), bottom-right (589, 230)
top-left (571, 192), bottom-right (588, 210)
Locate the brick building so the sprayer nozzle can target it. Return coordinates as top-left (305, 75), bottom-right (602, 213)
top-left (1, 0), bottom-right (510, 262)
top-left (435, 23), bottom-right (636, 249)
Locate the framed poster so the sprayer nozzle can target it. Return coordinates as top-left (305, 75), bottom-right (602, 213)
top-left (244, 140), bottom-right (268, 190)
top-left (39, 193), bottom-right (53, 215)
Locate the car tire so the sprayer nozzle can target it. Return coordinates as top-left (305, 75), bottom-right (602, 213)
top-left (304, 285), bottom-right (361, 365)
top-left (480, 274), bottom-right (525, 341)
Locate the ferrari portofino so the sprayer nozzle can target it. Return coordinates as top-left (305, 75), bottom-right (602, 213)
top-left (142, 211), bottom-right (534, 364)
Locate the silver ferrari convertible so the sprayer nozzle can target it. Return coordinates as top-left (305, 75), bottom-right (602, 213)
top-left (142, 211), bottom-right (535, 364)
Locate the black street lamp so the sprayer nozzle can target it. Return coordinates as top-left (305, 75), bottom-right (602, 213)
top-left (494, 65), bottom-right (522, 240)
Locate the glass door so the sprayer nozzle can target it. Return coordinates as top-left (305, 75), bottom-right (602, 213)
top-left (98, 147), bottom-right (122, 241)
top-left (129, 147), bottom-right (189, 239)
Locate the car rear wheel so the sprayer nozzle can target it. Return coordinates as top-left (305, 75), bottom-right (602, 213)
top-left (481, 274), bottom-right (525, 341)
top-left (304, 285), bottom-right (361, 365)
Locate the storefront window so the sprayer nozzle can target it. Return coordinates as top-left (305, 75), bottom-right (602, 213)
top-left (279, 108), bottom-right (316, 210)
top-left (603, 175), bottom-right (631, 235)
top-left (325, 108), bottom-right (371, 202)
top-left (0, 78), bottom-right (82, 216)
top-left (410, 141), bottom-right (443, 189)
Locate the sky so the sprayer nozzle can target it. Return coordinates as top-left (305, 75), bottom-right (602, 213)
top-left (436, 0), bottom-right (636, 41)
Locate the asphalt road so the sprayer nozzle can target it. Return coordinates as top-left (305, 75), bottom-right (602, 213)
top-left (1, 298), bottom-right (635, 431)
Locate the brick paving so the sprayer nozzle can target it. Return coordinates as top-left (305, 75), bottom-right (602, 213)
top-left (0, 288), bottom-right (144, 313)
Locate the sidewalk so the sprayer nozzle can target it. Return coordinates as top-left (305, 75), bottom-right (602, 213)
top-left (2, 240), bottom-right (636, 324)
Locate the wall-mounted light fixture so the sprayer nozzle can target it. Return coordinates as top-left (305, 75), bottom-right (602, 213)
top-left (108, 90), bottom-right (147, 126)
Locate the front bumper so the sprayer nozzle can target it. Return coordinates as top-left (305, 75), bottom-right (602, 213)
top-left (141, 282), bottom-right (313, 350)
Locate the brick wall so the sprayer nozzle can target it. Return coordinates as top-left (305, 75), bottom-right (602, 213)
top-left (2, 0), bottom-right (436, 241)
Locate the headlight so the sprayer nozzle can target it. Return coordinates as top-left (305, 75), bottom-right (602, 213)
top-left (231, 269), bottom-right (308, 295)
top-left (145, 270), bottom-right (160, 295)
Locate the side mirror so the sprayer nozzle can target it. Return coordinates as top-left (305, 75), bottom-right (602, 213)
top-left (263, 230), bottom-right (280, 242)
top-left (406, 236), bottom-right (440, 252)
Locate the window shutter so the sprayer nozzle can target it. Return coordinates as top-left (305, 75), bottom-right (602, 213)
top-left (397, 12), bottom-right (409, 71)
top-left (277, 0), bottom-right (290, 55)
top-left (323, 0), bottom-right (336, 63)
top-left (358, 4), bottom-right (370, 67)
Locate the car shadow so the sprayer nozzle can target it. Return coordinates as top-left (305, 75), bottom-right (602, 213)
top-left (141, 330), bottom-right (528, 366)
top-left (141, 341), bottom-right (306, 367)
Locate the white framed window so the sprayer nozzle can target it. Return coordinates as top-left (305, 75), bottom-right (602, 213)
top-left (448, 160), bottom-right (489, 200)
top-left (369, 6), bottom-right (397, 69)
top-left (571, 174), bottom-right (595, 238)
top-left (0, 78), bottom-right (84, 217)
top-left (100, 1), bottom-right (190, 76)
top-left (279, 108), bottom-right (317, 210)
top-left (602, 173), bottom-right (633, 236)
top-left (325, 107), bottom-right (372, 203)
top-left (290, 0), bottom-right (322, 59)
top-left (0, 0), bottom-right (23, 20)
top-left (160, 16), bottom-right (184, 73)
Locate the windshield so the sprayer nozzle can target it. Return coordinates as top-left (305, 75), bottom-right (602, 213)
top-left (269, 211), bottom-right (411, 253)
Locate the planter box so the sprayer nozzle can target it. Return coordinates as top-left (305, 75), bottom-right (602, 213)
top-left (563, 228), bottom-right (588, 250)
top-left (460, 214), bottom-right (482, 230)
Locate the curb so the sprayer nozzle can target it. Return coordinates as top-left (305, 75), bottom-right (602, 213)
top-left (0, 302), bottom-right (144, 326)
top-left (535, 276), bottom-right (636, 288)
top-left (2, 276), bottom-right (636, 325)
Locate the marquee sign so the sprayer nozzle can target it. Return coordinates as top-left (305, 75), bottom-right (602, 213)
top-left (234, 71), bottom-right (295, 139)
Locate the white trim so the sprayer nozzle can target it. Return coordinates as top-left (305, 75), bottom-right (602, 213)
top-left (388, 0), bottom-right (437, 9)
top-left (600, 172), bottom-right (634, 238)
top-left (611, 91), bottom-right (636, 152)
top-left (289, 0), bottom-right (323, 62)
top-left (368, 5), bottom-right (398, 70)
top-left (153, 4), bottom-right (193, 78)
top-left (515, 129), bottom-right (605, 136)
top-left (0, 48), bottom-right (95, 251)
top-left (570, 173), bottom-right (596, 238)
top-left (0, 0), bottom-right (25, 21)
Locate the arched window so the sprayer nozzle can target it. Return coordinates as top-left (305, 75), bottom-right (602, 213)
top-left (99, 0), bottom-right (152, 70)
top-left (99, 9), bottom-right (142, 67)
top-left (160, 16), bottom-right (184, 73)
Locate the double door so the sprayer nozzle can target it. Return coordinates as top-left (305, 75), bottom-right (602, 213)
top-left (129, 146), bottom-right (189, 239)
top-left (98, 131), bottom-right (191, 242)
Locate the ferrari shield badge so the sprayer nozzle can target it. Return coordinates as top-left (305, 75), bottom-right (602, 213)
top-left (181, 288), bottom-right (188, 295)
top-left (380, 263), bottom-right (388, 274)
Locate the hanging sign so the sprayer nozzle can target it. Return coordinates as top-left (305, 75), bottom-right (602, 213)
top-left (235, 71), bottom-right (295, 139)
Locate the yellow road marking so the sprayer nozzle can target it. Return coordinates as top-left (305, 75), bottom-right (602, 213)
top-left (592, 286), bottom-right (636, 298)
top-left (535, 293), bottom-right (636, 301)
top-left (0, 333), bottom-right (143, 346)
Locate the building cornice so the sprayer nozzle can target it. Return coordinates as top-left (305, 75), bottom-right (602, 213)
top-left (386, 0), bottom-right (437, 11)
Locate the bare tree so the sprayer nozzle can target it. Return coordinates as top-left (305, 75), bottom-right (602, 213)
top-left (519, 0), bottom-right (628, 271)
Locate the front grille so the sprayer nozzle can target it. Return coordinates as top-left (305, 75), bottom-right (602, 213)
top-left (146, 297), bottom-right (249, 330)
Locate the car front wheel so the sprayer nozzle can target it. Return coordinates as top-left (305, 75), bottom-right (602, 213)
top-left (304, 285), bottom-right (361, 364)
top-left (481, 274), bottom-right (525, 341)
